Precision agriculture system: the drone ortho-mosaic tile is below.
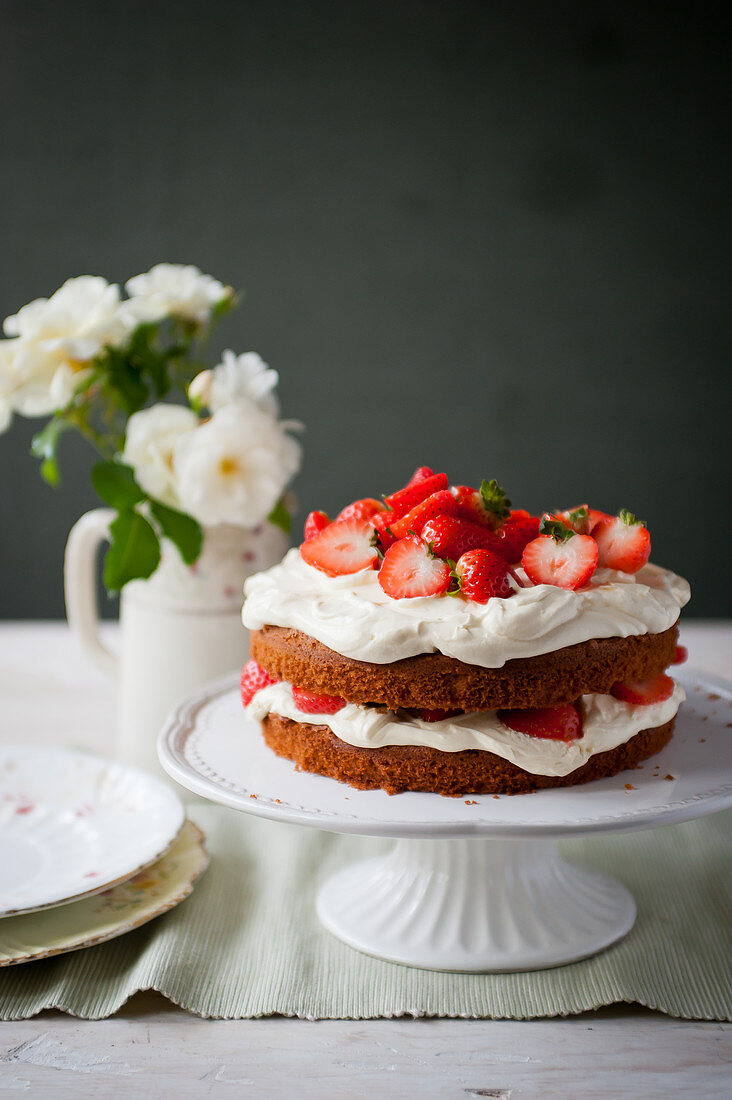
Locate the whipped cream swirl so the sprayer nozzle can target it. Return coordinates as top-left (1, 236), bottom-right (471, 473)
top-left (242, 549), bottom-right (690, 668)
top-left (248, 680), bottom-right (684, 778)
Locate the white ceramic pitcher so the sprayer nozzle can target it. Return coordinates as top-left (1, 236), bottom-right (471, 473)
top-left (64, 508), bottom-right (288, 775)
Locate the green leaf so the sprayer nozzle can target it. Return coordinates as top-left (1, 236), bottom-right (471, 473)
top-left (618, 508), bottom-right (644, 527)
top-left (538, 516), bottom-right (574, 542)
top-left (31, 417), bottom-right (68, 486)
top-left (103, 347), bottom-right (149, 414)
top-left (479, 479), bottom-right (511, 523)
top-left (267, 497), bottom-right (292, 535)
top-left (104, 510), bottom-right (161, 592)
top-left (91, 462), bottom-right (146, 509)
top-left (150, 500), bottom-right (203, 566)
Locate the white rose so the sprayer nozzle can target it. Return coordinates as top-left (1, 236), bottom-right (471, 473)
top-left (208, 350), bottom-right (279, 415)
top-left (125, 264), bottom-right (230, 325)
top-left (173, 401), bottom-right (301, 527)
top-left (1, 276), bottom-right (130, 416)
top-left (122, 404), bottom-right (199, 507)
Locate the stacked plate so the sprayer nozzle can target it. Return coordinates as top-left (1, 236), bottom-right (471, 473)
top-left (0, 746), bottom-right (208, 966)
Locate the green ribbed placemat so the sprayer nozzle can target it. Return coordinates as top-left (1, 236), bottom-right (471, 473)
top-left (1, 806), bottom-right (730, 1021)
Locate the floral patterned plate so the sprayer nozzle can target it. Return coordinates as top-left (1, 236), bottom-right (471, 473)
top-left (0, 746), bottom-right (185, 916)
top-left (0, 820), bottom-right (207, 966)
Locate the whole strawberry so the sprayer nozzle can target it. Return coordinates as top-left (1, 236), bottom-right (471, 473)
top-left (496, 510), bottom-right (541, 563)
top-left (389, 489), bottom-right (459, 539)
top-left (421, 515), bottom-right (505, 561)
top-left (522, 518), bottom-right (598, 590)
top-left (454, 548), bottom-right (517, 602)
top-left (384, 472), bottom-right (449, 519)
top-left (593, 510), bottom-right (651, 574)
top-left (240, 660), bottom-right (277, 707)
top-left (452, 479), bottom-right (511, 529)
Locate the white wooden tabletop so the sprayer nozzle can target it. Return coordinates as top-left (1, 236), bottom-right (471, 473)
top-left (1, 620), bottom-right (730, 1099)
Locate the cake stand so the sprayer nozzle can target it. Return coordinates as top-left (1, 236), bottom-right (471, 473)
top-left (158, 666), bottom-right (732, 972)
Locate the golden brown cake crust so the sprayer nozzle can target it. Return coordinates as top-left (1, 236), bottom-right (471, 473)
top-left (260, 712), bottom-right (675, 796)
top-left (251, 624), bottom-right (679, 710)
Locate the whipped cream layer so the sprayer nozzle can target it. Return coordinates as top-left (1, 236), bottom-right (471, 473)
top-left (242, 548), bottom-right (690, 669)
top-left (248, 680), bottom-right (684, 778)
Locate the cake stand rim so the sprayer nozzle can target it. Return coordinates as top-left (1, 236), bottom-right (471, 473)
top-left (157, 665), bottom-right (732, 840)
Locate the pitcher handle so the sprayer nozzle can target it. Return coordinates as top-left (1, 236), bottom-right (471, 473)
top-left (64, 508), bottom-right (118, 679)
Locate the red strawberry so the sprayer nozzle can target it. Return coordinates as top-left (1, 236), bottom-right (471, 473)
top-left (240, 660), bottom-right (277, 707)
top-left (496, 512), bottom-right (541, 563)
top-left (499, 704), bottom-right (583, 741)
top-left (389, 489), bottom-right (459, 539)
top-left (558, 504), bottom-right (591, 534)
top-left (303, 510), bottom-right (330, 541)
top-left (672, 645), bottom-right (688, 665)
top-left (415, 708), bottom-right (464, 722)
top-left (522, 520), bottom-right (598, 590)
top-left (336, 497), bottom-right (386, 524)
top-left (292, 685), bottom-right (346, 714)
top-left (593, 510), bottom-right (651, 574)
top-left (370, 509), bottom-right (397, 553)
top-left (384, 472), bottom-right (448, 519)
top-left (451, 479), bottom-right (511, 529)
top-left (300, 519), bottom-right (378, 576)
top-left (406, 465), bottom-right (435, 486)
top-left (455, 548), bottom-right (517, 602)
top-left (588, 508), bottom-right (611, 532)
top-left (421, 515), bottom-right (505, 560)
top-left (611, 672), bottom-right (675, 706)
top-left (378, 535), bottom-right (452, 599)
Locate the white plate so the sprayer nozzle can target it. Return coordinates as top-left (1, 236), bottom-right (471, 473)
top-left (0, 747), bottom-right (185, 916)
top-left (0, 820), bottom-right (208, 967)
top-left (159, 666), bottom-right (732, 839)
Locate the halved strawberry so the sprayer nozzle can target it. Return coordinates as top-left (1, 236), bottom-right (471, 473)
top-left (421, 515), bottom-right (505, 560)
top-left (378, 535), bottom-right (452, 599)
top-left (499, 704), bottom-right (583, 741)
top-left (451, 479), bottom-right (511, 529)
top-left (672, 645), bottom-right (688, 665)
top-left (521, 519), bottom-right (598, 590)
top-left (406, 465), bottom-right (435, 486)
top-left (593, 510), bottom-right (651, 574)
top-left (611, 673), bottom-right (675, 706)
top-left (496, 511), bottom-right (541, 562)
top-left (303, 510), bottom-right (330, 541)
top-left (292, 685), bottom-right (346, 714)
top-left (300, 519), bottom-right (378, 576)
top-left (240, 659), bottom-right (277, 707)
top-left (415, 708), bottom-right (464, 722)
top-left (384, 472), bottom-right (448, 519)
top-left (389, 489), bottom-right (459, 539)
top-left (336, 497), bottom-right (386, 524)
top-left (455, 548), bottom-right (517, 602)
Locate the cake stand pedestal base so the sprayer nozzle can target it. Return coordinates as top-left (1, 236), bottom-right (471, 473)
top-left (317, 836), bottom-right (636, 972)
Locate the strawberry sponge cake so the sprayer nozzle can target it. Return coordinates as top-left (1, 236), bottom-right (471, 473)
top-left (240, 467), bottom-right (691, 796)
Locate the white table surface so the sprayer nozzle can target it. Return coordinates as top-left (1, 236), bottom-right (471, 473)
top-left (0, 620), bottom-right (730, 1099)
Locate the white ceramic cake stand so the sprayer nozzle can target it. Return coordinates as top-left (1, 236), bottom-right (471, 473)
top-left (158, 666), bottom-right (732, 972)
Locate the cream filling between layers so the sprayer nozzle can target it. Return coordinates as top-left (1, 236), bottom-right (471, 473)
top-left (242, 549), bottom-right (690, 669)
top-left (247, 680), bottom-right (684, 778)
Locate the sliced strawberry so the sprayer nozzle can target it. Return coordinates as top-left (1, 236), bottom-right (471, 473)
top-left (558, 504), bottom-right (591, 534)
top-left (593, 510), bottom-right (651, 574)
top-left (378, 535), bottom-right (452, 599)
top-left (672, 645), bottom-right (688, 665)
top-left (292, 685), bottom-right (346, 714)
top-left (415, 707), bottom-right (464, 722)
top-left (611, 672), bottom-right (675, 706)
top-left (421, 515), bottom-right (505, 560)
top-left (303, 510), bottom-right (330, 541)
top-left (370, 510), bottom-right (397, 553)
top-left (406, 465), bottom-right (435, 486)
top-left (300, 519), bottom-right (378, 576)
top-left (240, 659), bottom-right (277, 707)
top-left (496, 512), bottom-right (541, 563)
top-left (522, 519), bottom-right (598, 590)
top-left (384, 472), bottom-right (448, 519)
top-left (451, 479), bottom-right (511, 529)
top-left (336, 497), bottom-right (386, 524)
top-left (389, 489), bottom-right (459, 539)
top-left (588, 508), bottom-right (611, 532)
top-left (499, 704), bottom-right (583, 741)
top-left (455, 548), bottom-right (517, 602)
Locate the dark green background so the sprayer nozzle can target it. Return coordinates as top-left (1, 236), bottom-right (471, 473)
top-left (0, 1), bottom-right (729, 618)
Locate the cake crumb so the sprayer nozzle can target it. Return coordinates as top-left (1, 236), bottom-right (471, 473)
top-left (707, 693), bottom-right (721, 701)
top-left (700, 738), bottom-right (706, 743)
top-left (275, 798), bottom-right (281, 803)
top-left (250, 794), bottom-right (257, 799)
top-left (664, 774), bottom-right (675, 781)
top-left (493, 794), bottom-right (500, 799)
top-left (464, 799), bottom-right (478, 805)
top-left (624, 783), bottom-right (635, 790)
